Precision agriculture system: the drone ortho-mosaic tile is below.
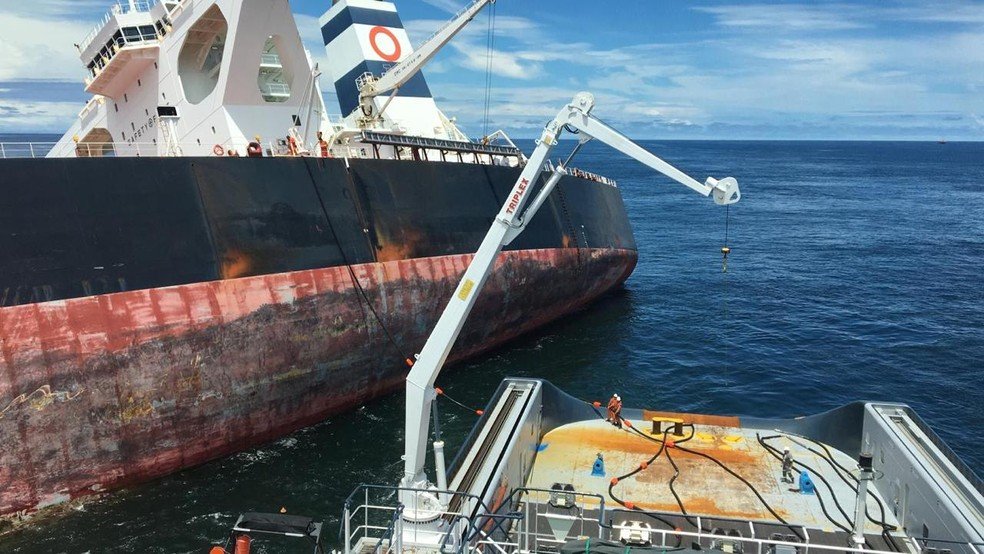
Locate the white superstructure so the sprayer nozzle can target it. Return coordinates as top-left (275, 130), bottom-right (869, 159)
top-left (50, 0), bottom-right (334, 158)
top-left (44, 0), bottom-right (510, 161)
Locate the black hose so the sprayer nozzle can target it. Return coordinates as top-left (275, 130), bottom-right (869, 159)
top-left (607, 481), bottom-right (682, 541)
top-left (621, 421), bottom-right (803, 541)
top-left (793, 435), bottom-right (899, 533)
top-left (600, 420), bottom-right (682, 542)
top-left (757, 435), bottom-right (854, 535)
top-left (664, 446), bottom-right (710, 532)
top-left (672, 441), bottom-right (805, 540)
top-left (766, 434), bottom-right (900, 552)
top-left (594, 410), bottom-right (803, 542)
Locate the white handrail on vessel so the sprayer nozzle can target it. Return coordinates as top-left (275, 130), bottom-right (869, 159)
top-left (85, 28), bottom-right (162, 82)
top-left (0, 141), bottom-right (237, 159)
top-left (79, 0), bottom-right (158, 54)
top-left (340, 485), bottom-right (917, 554)
top-left (0, 141), bottom-right (619, 184)
top-left (259, 53), bottom-right (283, 67)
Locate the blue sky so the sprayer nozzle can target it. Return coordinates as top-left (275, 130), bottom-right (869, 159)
top-left (1, 0), bottom-right (982, 139)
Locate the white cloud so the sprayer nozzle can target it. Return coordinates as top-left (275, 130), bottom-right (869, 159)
top-left (420, 0), bottom-right (463, 15)
top-left (694, 4), bottom-right (870, 31)
top-left (1, 0), bottom-right (982, 139)
top-left (0, 100), bottom-right (82, 133)
top-left (449, 43), bottom-right (538, 79)
top-left (872, 3), bottom-right (984, 25)
top-left (293, 13), bottom-right (331, 78)
top-left (404, 14), bottom-right (545, 80)
top-left (1, 0), bottom-right (106, 19)
top-left (695, 2), bottom-right (984, 31)
top-left (0, 12), bottom-right (93, 81)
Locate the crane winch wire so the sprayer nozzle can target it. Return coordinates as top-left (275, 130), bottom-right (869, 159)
top-left (721, 202), bottom-right (732, 373)
top-left (482, 0), bottom-right (497, 138)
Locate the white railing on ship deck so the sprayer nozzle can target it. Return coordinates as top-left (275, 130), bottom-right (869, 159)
top-left (258, 82), bottom-right (291, 97)
top-left (0, 141), bottom-right (224, 159)
top-left (0, 140), bottom-right (523, 166)
top-left (0, 143), bottom-right (55, 159)
top-left (79, 0), bottom-right (158, 53)
top-left (259, 53), bottom-right (283, 67)
top-left (339, 485), bottom-right (919, 554)
top-left (0, 141), bottom-right (616, 182)
top-left (86, 30), bottom-right (162, 81)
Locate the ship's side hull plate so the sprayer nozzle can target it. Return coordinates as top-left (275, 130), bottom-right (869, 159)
top-left (0, 156), bottom-right (637, 518)
top-left (0, 249), bottom-right (635, 515)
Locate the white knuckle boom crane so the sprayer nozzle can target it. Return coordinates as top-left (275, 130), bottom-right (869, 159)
top-left (399, 92), bottom-right (741, 515)
top-left (356, 0), bottom-right (495, 126)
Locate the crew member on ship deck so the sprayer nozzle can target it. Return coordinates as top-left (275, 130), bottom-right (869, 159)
top-left (247, 136), bottom-right (263, 157)
top-left (317, 131), bottom-right (329, 158)
top-left (782, 447), bottom-right (795, 483)
top-left (607, 394), bottom-right (622, 428)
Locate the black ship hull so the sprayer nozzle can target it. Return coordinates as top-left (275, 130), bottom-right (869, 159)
top-left (0, 156), bottom-right (636, 518)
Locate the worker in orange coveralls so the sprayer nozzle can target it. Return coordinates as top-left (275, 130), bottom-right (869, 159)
top-left (607, 394), bottom-right (622, 428)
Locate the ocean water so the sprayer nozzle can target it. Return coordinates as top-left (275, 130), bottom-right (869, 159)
top-left (1, 140), bottom-right (981, 552)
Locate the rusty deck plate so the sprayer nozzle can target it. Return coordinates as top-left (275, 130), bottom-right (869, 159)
top-left (528, 418), bottom-right (899, 534)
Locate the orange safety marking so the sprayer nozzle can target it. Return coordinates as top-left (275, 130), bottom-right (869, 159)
top-left (369, 26), bottom-right (401, 62)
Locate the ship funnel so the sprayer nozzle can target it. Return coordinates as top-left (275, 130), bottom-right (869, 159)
top-left (318, 0), bottom-right (448, 137)
top-left (318, 0), bottom-right (432, 117)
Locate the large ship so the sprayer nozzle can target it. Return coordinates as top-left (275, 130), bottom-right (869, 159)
top-left (0, 0), bottom-right (637, 519)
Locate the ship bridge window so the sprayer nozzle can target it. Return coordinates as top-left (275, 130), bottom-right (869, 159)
top-left (116, 25), bottom-right (157, 46)
top-left (177, 5), bottom-right (228, 105)
top-left (257, 36), bottom-right (292, 103)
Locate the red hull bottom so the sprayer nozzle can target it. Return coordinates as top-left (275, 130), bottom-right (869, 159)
top-left (0, 247), bottom-right (636, 517)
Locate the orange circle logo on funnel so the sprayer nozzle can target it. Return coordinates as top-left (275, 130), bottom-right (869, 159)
top-left (369, 26), bottom-right (401, 62)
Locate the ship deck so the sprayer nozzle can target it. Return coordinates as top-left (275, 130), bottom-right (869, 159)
top-left (525, 414), bottom-right (905, 549)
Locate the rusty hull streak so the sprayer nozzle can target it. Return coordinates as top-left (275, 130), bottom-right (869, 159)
top-left (0, 247), bottom-right (636, 519)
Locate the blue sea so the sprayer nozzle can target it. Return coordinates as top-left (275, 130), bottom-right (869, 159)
top-left (1, 140), bottom-right (981, 552)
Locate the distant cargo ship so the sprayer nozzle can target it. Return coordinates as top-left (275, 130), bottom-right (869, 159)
top-left (0, 0), bottom-right (636, 519)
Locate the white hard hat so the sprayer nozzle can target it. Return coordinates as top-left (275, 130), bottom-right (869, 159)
top-left (783, 447), bottom-right (790, 452)
top-left (614, 394), bottom-right (620, 400)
